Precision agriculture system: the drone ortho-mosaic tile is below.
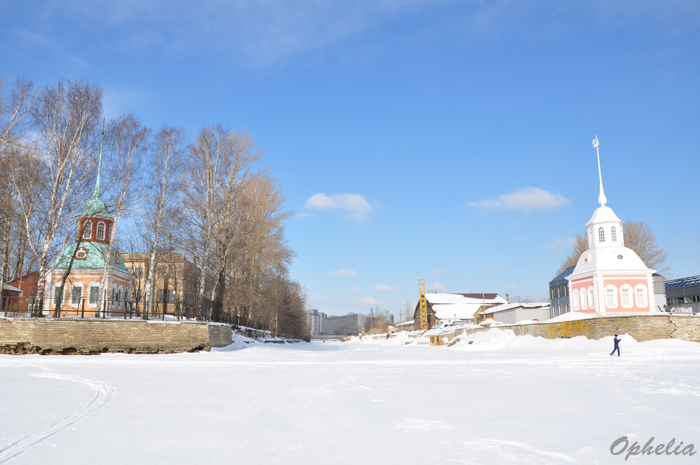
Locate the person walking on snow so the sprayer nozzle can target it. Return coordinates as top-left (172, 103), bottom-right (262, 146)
top-left (610, 334), bottom-right (621, 356)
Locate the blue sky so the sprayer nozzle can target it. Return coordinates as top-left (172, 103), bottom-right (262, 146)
top-left (2, 1), bottom-right (699, 319)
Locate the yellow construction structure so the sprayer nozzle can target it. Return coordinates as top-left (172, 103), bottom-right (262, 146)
top-left (418, 278), bottom-right (428, 330)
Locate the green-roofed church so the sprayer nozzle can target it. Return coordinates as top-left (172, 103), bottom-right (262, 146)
top-left (43, 141), bottom-right (134, 317)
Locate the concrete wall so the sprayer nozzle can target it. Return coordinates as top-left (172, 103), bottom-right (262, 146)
top-left (455, 314), bottom-right (700, 344)
top-left (0, 318), bottom-right (232, 355)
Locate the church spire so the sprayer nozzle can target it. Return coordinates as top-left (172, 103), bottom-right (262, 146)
top-left (93, 124), bottom-right (105, 199)
top-left (593, 135), bottom-right (607, 207)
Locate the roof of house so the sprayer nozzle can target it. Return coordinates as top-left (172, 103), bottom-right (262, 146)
top-left (665, 275), bottom-right (700, 290)
top-left (550, 266), bottom-right (575, 285)
top-left (423, 292), bottom-right (507, 320)
top-left (2, 283), bottom-right (23, 293)
top-left (483, 302), bottom-right (550, 315)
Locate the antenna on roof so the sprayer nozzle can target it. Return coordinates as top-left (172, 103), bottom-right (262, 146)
top-left (592, 135), bottom-right (607, 207)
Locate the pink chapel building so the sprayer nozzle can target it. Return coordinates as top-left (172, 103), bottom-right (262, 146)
top-left (566, 137), bottom-right (656, 315)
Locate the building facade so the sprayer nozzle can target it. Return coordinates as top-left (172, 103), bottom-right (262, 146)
top-left (307, 309), bottom-right (327, 336)
top-left (321, 313), bottom-right (366, 336)
top-left (43, 165), bottom-right (134, 317)
top-left (566, 138), bottom-right (655, 315)
top-left (122, 253), bottom-right (201, 318)
top-left (665, 275), bottom-right (700, 314)
top-left (549, 266), bottom-right (573, 319)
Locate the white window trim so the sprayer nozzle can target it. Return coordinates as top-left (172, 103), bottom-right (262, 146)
top-left (611, 226), bottom-right (617, 242)
top-left (70, 283), bottom-right (84, 307)
top-left (635, 285), bottom-right (648, 308)
top-left (598, 227), bottom-right (605, 243)
top-left (580, 288), bottom-right (587, 310)
top-left (118, 285), bottom-right (124, 308)
top-left (87, 282), bottom-right (101, 307)
top-left (96, 221), bottom-right (106, 241)
top-left (83, 220), bottom-right (92, 239)
top-left (572, 289), bottom-right (580, 310)
top-left (588, 287), bottom-right (596, 310)
top-left (620, 285), bottom-right (634, 308)
top-left (605, 285), bottom-right (618, 308)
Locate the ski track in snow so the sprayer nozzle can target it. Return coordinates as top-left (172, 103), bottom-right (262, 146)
top-left (0, 366), bottom-right (115, 463)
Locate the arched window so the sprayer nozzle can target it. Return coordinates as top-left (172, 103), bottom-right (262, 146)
top-left (83, 220), bottom-right (92, 239)
top-left (605, 286), bottom-right (618, 308)
top-left (635, 285), bottom-right (648, 308)
top-left (611, 226), bottom-right (617, 242)
top-left (573, 290), bottom-right (580, 310)
top-left (598, 227), bottom-right (605, 243)
top-left (96, 222), bottom-right (106, 240)
top-left (588, 228), bottom-right (593, 247)
top-left (620, 285), bottom-right (633, 307)
top-left (580, 289), bottom-right (587, 310)
top-left (588, 287), bottom-right (596, 310)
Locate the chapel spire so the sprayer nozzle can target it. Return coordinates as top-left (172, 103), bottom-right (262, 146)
top-left (593, 135), bottom-right (607, 207)
top-left (93, 124), bottom-right (105, 199)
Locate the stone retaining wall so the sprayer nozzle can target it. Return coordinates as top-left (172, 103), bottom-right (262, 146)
top-left (0, 318), bottom-right (233, 355)
top-left (445, 314), bottom-right (700, 345)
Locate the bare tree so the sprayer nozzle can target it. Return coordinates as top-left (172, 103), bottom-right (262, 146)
top-left (0, 76), bottom-right (34, 314)
top-left (556, 222), bottom-right (669, 276)
top-left (97, 115), bottom-right (149, 316)
top-left (141, 126), bottom-right (186, 319)
top-left (10, 79), bottom-right (102, 316)
top-left (555, 233), bottom-right (588, 276)
top-left (623, 221), bottom-right (669, 275)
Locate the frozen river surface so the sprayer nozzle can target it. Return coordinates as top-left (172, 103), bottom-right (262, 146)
top-left (1, 330), bottom-right (700, 464)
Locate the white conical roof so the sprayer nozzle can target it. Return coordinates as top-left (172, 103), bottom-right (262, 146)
top-left (587, 205), bottom-right (621, 226)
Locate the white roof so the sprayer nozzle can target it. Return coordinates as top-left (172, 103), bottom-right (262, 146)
top-left (2, 283), bottom-right (22, 293)
top-left (484, 302), bottom-right (550, 315)
top-left (425, 293), bottom-right (507, 320)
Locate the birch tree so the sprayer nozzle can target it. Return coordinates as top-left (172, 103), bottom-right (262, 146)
top-left (97, 115), bottom-right (149, 315)
top-left (141, 126), bottom-right (186, 319)
top-left (10, 79), bottom-right (101, 316)
top-left (0, 76), bottom-right (34, 314)
top-left (183, 127), bottom-right (262, 320)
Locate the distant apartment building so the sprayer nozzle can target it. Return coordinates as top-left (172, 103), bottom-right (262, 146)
top-left (321, 313), bottom-right (367, 336)
top-left (308, 310), bottom-right (327, 336)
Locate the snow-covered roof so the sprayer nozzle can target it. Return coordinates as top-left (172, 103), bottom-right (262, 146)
top-left (2, 283), bottom-right (22, 293)
top-left (396, 320), bottom-right (415, 327)
top-left (484, 302), bottom-right (550, 315)
top-left (425, 293), bottom-right (507, 320)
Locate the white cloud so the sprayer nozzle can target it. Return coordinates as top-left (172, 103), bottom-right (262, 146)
top-left (467, 187), bottom-right (571, 213)
top-left (432, 269), bottom-right (442, 274)
top-left (545, 236), bottom-right (577, 252)
top-left (373, 284), bottom-right (396, 291)
top-left (347, 287), bottom-right (362, 293)
top-left (358, 297), bottom-right (378, 306)
top-left (507, 284), bottom-right (518, 289)
top-left (328, 268), bottom-right (358, 277)
top-left (429, 281), bottom-right (445, 291)
top-left (305, 193), bottom-right (374, 220)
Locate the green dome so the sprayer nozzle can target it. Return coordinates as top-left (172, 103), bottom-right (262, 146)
top-left (80, 197), bottom-right (113, 219)
top-left (52, 242), bottom-right (128, 272)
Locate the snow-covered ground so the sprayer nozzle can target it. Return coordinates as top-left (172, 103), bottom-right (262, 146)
top-left (2, 330), bottom-right (700, 464)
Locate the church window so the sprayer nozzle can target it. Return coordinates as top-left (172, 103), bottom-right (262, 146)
top-left (53, 284), bottom-right (64, 308)
top-left (611, 227), bottom-right (617, 242)
top-left (89, 285), bottom-right (100, 305)
top-left (96, 222), bottom-right (106, 240)
top-left (580, 289), bottom-right (587, 309)
top-left (588, 228), bottom-right (593, 247)
top-left (83, 221), bottom-right (92, 239)
top-left (71, 285), bottom-right (82, 305)
top-left (620, 286), bottom-right (632, 307)
top-left (635, 286), bottom-right (647, 307)
top-left (572, 290), bottom-right (579, 310)
top-left (157, 289), bottom-right (164, 301)
top-left (588, 287), bottom-right (596, 309)
top-left (606, 287), bottom-right (618, 308)
top-left (598, 227), bottom-right (605, 242)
